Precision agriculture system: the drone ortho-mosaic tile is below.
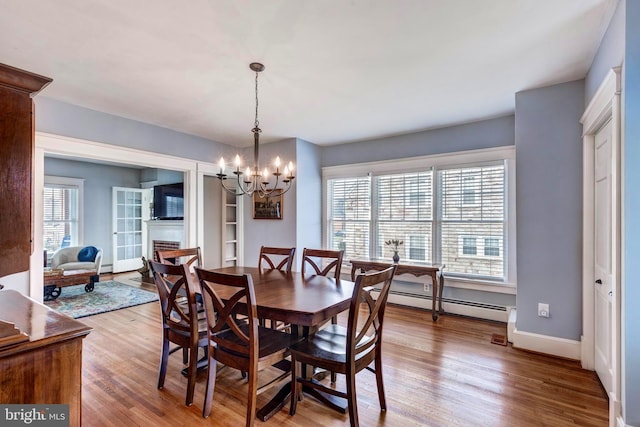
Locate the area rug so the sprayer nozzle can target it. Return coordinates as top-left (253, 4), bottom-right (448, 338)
top-left (44, 280), bottom-right (158, 319)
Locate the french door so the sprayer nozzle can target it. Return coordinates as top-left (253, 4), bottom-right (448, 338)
top-left (112, 187), bottom-right (146, 273)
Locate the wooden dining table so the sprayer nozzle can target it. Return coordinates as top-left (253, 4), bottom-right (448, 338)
top-left (204, 266), bottom-right (357, 421)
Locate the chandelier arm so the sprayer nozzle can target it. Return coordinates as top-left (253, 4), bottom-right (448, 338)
top-left (219, 177), bottom-right (245, 196)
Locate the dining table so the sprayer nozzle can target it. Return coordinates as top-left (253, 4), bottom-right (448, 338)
top-left (203, 266), bottom-right (357, 421)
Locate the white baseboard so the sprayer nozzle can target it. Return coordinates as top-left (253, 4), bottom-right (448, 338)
top-left (507, 307), bottom-right (516, 343)
top-left (372, 291), bottom-right (508, 323)
top-left (512, 328), bottom-right (581, 360)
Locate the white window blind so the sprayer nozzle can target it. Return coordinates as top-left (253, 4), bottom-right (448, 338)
top-left (438, 164), bottom-right (505, 279)
top-left (43, 184), bottom-right (79, 254)
top-left (327, 177), bottom-right (371, 259)
top-left (375, 171), bottom-right (433, 262)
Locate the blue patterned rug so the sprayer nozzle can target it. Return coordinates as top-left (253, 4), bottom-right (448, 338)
top-left (44, 280), bottom-right (158, 319)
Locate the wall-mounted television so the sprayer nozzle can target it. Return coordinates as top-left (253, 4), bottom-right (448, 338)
top-left (153, 183), bottom-right (184, 220)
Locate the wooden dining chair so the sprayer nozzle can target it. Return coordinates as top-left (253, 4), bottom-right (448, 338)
top-left (258, 246), bottom-right (296, 273)
top-left (289, 265), bottom-right (397, 427)
top-left (149, 260), bottom-right (208, 407)
top-left (195, 268), bottom-right (300, 426)
top-left (156, 247), bottom-right (202, 272)
top-left (301, 248), bottom-right (343, 278)
top-left (301, 248), bottom-right (344, 381)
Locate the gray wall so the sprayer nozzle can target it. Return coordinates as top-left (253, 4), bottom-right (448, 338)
top-left (35, 97), bottom-right (235, 162)
top-left (295, 138), bottom-right (323, 268)
top-left (585, 0), bottom-right (624, 105)
top-left (44, 157), bottom-right (142, 269)
top-left (514, 80), bottom-right (585, 341)
top-left (322, 115), bottom-right (514, 167)
top-left (623, 1), bottom-right (640, 423)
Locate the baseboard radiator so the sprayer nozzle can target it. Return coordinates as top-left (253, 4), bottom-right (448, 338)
top-left (371, 289), bottom-right (508, 323)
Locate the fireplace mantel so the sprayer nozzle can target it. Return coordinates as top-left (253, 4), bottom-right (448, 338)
top-left (146, 220), bottom-right (185, 259)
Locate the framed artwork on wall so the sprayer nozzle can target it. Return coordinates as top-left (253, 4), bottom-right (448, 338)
top-left (253, 189), bottom-right (283, 220)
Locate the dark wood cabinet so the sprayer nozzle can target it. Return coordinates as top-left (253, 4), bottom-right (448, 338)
top-left (0, 63), bottom-right (52, 278)
top-left (0, 290), bottom-right (91, 427)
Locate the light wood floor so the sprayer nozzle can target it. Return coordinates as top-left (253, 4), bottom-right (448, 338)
top-left (79, 274), bottom-right (608, 426)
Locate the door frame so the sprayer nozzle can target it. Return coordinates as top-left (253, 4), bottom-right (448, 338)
top-left (580, 67), bottom-right (621, 424)
top-left (32, 132), bottom-right (198, 300)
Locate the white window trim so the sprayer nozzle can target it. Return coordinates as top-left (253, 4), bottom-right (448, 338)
top-left (323, 146), bottom-right (517, 292)
top-left (44, 175), bottom-right (85, 246)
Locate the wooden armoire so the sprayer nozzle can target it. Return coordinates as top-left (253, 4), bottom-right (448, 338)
top-left (0, 63), bottom-right (52, 278)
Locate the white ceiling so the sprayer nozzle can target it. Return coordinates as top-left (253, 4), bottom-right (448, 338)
top-left (0, 0), bottom-right (616, 148)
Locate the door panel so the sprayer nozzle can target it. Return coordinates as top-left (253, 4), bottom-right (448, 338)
top-left (593, 119), bottom-right (613, 394)
top-left (112, 187), bottom-right (145, 273)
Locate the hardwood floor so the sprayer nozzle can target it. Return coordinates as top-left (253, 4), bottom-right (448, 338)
top-left (79, 274), bottom-right (608, 426)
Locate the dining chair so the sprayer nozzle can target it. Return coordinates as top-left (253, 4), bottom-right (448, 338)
top-left (301, 248), bottom-right (344, 382)
top-left (156, 247), bottom-right (202, 272)
top-left (258, 246), bottom-right (296, 273)
top-left (289, 265), bottom-right (397, 427)
top-left (301, 248), bottom-right (343, 278)
top-left (149, 260), bottom-right (208, 407)
top-left (195, 268), bottom-right (299, 426)
top-left (257, 246), bottom-right (296, 329)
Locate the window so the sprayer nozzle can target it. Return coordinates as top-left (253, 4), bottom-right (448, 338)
top-left (484, 238), bottom-right (500, 257)
top-left (375, 172), bottom-right (432, 262)
top-left (327, 177), bottom-right (371, 259)
top-left (462, 237), bottom-right (477, 255)
top-left (324, 147), bottom-right (514, 283)
top-left (43, 176), bottom-right (84, 257)
top-left (439, 164), bottom-right (505, 278)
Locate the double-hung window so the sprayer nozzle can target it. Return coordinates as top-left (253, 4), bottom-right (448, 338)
top-left (43, 176), bottom-right (84, 256)
top-left (324, 147), bottom-right (514, 284)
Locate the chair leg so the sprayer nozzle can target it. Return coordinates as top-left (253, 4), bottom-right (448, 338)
top-left (374, 350), bottom-right (386, 411)
top-left (346, 368), bottom-right (359, 427)
top-left (185, 343), bottom-right (199, 406)
top-left (289, 355), bottom-right (298, 415)
top-left (330, 316), bottom-right (337, 383)
top-left (246, 370), bottom-right (258, 427)
top-left (182, 347), bottom-right (188, 364)
top-left (158, 336), bottom-right (170, 389)
top-left (202, 351), bottom-right (217, 418)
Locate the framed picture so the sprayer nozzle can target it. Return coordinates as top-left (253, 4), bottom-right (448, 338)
top-left (253, 189), bottom-right (283, 220)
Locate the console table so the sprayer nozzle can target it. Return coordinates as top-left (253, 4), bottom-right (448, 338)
top-left (350, 259), bottom-right (445, 320)
top-left (0, 290), bottom-right (92, 427)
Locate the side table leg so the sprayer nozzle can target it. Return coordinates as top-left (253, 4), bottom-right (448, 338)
top-left (430, 273), bottom-right (438, 321)
top-left (438, 271), bottom-right (445, 315)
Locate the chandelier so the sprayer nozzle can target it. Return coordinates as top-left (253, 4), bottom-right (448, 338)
top-left (216, 62), bottom-right (295, 197)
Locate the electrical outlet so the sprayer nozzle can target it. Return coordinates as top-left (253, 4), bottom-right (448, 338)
top-left (424, 283), bottom-right (431, 293)
top-left (538, 303), bottom-right (550, 318)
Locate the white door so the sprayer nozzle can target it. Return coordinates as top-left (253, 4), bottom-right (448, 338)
top-left (112, 187), bottom-right (145, 273)
top-left (593, 119), bottom-right (613, 394)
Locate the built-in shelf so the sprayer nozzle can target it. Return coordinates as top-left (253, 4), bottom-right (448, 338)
top-left (221, 188), bottom-right (242, 267)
